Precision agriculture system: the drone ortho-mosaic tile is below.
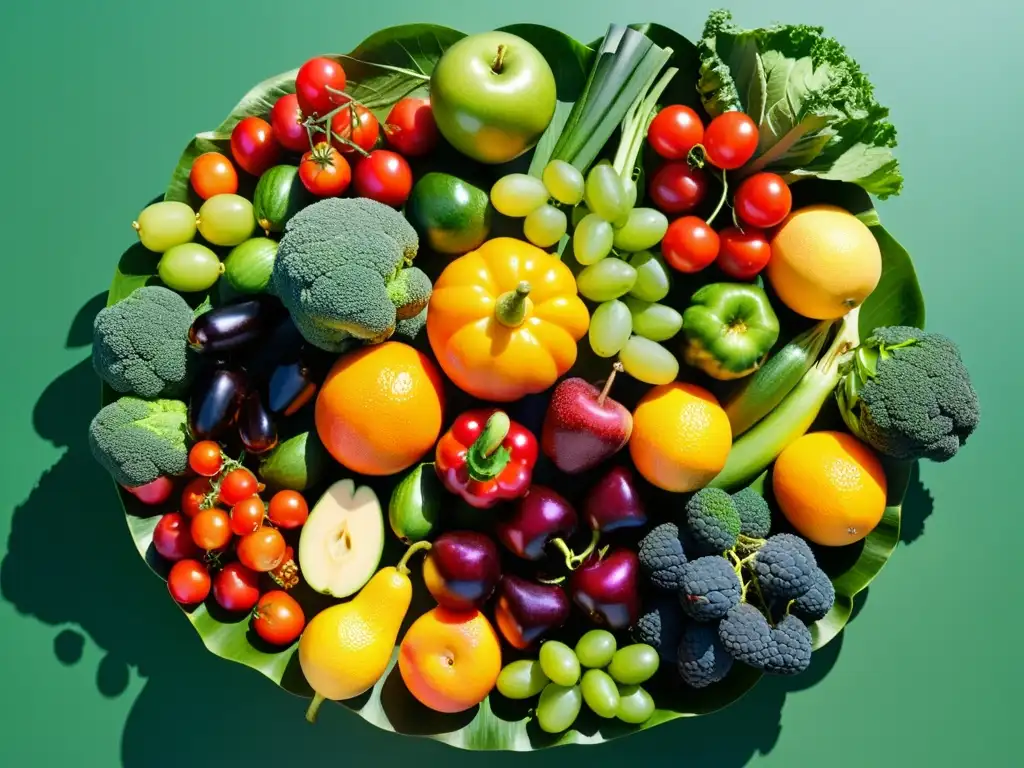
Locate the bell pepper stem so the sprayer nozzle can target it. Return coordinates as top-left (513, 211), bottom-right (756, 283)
top-left (306, 693), bottom-right (326, 724)
top-left (494, 281), bottom-right (531, 328)
top-left (465, 412), bottom-right (513, 480)
top-left (397, 540), bottom-right (432, 574)
top-left (597, 362), bottom-right (624, 407)
top-left (477, 412), bottom-right (511, 458)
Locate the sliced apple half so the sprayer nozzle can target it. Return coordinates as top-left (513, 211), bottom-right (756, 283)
top-left (298, 479), bottom-right (385, 599)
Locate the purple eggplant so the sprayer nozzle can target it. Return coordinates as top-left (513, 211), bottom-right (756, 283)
top-left (267, 359), bottom-right (318, 416)
top-left (238, 390), bottom-right (278, 454)
top-left (188, 296), bottom-right (284, 355)
top-left (189, 366), bottom-right (248, 440)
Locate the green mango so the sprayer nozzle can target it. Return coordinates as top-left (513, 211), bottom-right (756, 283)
top-left (388, 462), bottom-right (443, 544)
top-left (406, 172), bottom-right (493, 255)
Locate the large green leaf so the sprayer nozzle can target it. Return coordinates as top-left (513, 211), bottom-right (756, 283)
top-left (104, 21), bottom-right (925, 752)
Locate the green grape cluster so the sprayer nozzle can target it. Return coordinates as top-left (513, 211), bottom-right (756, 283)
top-left (490, 160), bottom-right (584, 248)
top-left (495, 632), bottom-right (660, 734)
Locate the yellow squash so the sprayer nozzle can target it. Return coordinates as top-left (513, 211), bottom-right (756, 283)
top-left (426, 237), bottom-right (590, 402)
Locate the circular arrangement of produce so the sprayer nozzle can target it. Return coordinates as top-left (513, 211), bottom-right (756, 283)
top-left (90, 10), bottom-right (982, 751)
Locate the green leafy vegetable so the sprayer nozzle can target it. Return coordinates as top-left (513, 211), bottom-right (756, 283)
top-left (696, 9), bottom-right (903, 198)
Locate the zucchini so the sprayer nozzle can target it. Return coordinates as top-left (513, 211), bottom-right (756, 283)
top-left (723, 320), bottom-right (834, 437)
top-left (253, 165), bottom-right (312, 234)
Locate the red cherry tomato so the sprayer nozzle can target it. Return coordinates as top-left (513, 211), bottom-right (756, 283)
top-left (218, 468), bottom-right (260, 507)
top-left (191, 508), bottom-right (232, 551)
top-left (733, 172), bottom-right (792, 229)
top-left (237, 527), bottom-right (287, 572)
top-left (167, 559), bottom-right (211, 605)
top-left (230, 117), bottom-right (281, 176)
top-left (189, 153), bottom-right (238, 200)
top-left (295, 57), bottom-right (348, 118)
top-left (298, 142), bottom-right (352, 197)
top-left (213, 562), bottom-right (261, 612)
top-left (181, 477), bottom-right (213, 519)
top-left (647, 105), bottom-right (705, 160)
top-left (648, 162), bottom-right (708, 214)
top-left (353, 150), bottom-right (413, 207)
top-left (252, 591), bottom-right (305, 645)
top-left (330, 104), bottom-right (380, 155)
top-left (384, 97), bottom-right (439, 157)
top-left (153, 512), bottom-right (200, 561)
top-left (188, 440), bottom-right (223, 477)
top-left (230, 496), bottom-right (266, 536)
top-left (270, 93), bottom-right (311, 153)
top-left (268, 491), bottom-right (309, 529)
top-left (703, 112), bottom-right (759, 170)
top-left (716, 226), bottom-right (772, 280)
top-left (662, 216), bottom-right (720, 273)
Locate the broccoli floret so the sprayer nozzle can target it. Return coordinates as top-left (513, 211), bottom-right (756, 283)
top-left (271, 197), bottom-right (432, 353)
top-left (679, 556), bottom-right (741, 622)
top-left (88, 397), bottom-right (189, 487)
top-left (752, 534), bottom-right (818, 602)
top-left (731, 487), bottom-right (771, 539)
top-left (677, 621), bottom-right (733, 688)
top-left (790, 567), bottom-right (836, 622)
top-left (92, 286), bottom-right (195, 398)
top-left (632, 594), bottom-right (686, 663)
top-left (392, 305), bottom-right (428, 344)
top-left (837, 326), bottom-right (980, 462)
top-left (717, 604), bottom-right (812, 675)
top-left (685, 488), bottom-right (741, 555)
top-left (638, 522), bottom-right (688, 592)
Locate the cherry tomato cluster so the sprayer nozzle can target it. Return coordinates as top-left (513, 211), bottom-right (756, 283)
top-left (646, 105), bottom-right (794, 281)
top-left (187, 56), bottom-right (440, 209)
top-left (152, 440), bottom-right (310, 646)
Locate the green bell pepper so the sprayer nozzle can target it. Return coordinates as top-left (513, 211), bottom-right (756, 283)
top-left (681, 283), bottom-right (780, 380)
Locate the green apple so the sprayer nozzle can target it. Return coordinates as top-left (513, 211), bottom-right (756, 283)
top-left (430, 31), bottom-right (557, 165)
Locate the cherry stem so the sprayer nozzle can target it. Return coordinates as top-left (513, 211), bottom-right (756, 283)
top-left (537, 574), bottom-right (567, 585)
top-left (568, 529), bottom-right (601, 570)
top-left (706, 168), bottom-right (729, 226)
top-left (306, 692), bottom-right (325, 724)
top-left (397, 540), bottom-right (432, 574)
top-left (492, 45), bottom-right (507, 74)
top-left (549, 537), bottom-right (575, 569)
top-left (596, 362), bottom-right (624, 407)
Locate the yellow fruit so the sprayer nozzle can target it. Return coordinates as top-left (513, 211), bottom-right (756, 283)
top-left (772, 431), bottom-right (887, 547)
top-left (629, 382), bottom-right (732, 492)
top-left (767, 204), bottom-right (882, 320)
top-left (399, 607), bottom-right (502, 714)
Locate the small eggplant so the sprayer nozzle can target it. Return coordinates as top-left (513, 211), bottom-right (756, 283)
top-left (189, 366), bottom-right (248, 440)
top-left (242, 314), bottom-right (305, 381)
top-left (188, 296), bottom-right (284, 355)
top-left (267, 359), bottom-right (319, 417)
top-left (238, 390), bottom-right (278, 454)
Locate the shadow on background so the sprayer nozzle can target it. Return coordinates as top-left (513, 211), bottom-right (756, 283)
top-left (0, 291), bottom-right (931, 767)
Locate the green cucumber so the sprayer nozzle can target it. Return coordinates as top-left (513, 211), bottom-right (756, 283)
top-left (253, 165), bottom-right (311, 234)
top-left (224, 237), bottom-right (278, 294)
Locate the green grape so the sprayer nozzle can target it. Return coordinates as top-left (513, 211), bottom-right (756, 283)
top-left (612, 208), bottom-right (669, 252)
top-left (571, 203), bottom-right (591, 229)
top-left (536, 684), bottom-right (583, 734)
top-left (607, 644), bottom-right (660, 685)
top-left (575, 629), bottom-right (617, 668)
top-left (576, 258), bottom-right (637, 302)
top-left (543, 160), bottom-right (585, 206)
top-left (612, 176), bottom-right (638, 228)
top-left (496, 660), bottom-right (550, 700)
top-left (623, 297), bottom-right (683, 342)
top-left (524, 204), bottom-right (567, 248)
top-left (573, 213), bottom-right (614, 266)
top-left (588, 301), bottom-right (632, 358)
top-left (133, 201), bottom-right (197, 253)
top-left (616, 685), bottom-right (655, 725)
top-left (158, 243), bottom-right (223, 293)
top-left (490, 173), bottom-right (549, 217)
top-left (619, 336), bottom-right (679, 385)
top-left (197, 194), bottom-right (256, 247)
top-left (581, 670), bottom-right (620, 719)
top-left (627, 251), bottom-right (673, 302)
top-left (584, 163), bottom-right (628, 223)
top-left (539, 641), bottom-right (580, 687)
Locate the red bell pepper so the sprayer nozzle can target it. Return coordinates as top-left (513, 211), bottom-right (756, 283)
top-left (435, 409), bottom-right (538, 509)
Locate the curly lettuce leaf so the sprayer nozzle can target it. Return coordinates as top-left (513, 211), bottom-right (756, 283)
top-left (696, 9), bottom-right (903, 199)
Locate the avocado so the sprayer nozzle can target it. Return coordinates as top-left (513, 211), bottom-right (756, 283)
top-left (406, 172), bottom-right (493, 255)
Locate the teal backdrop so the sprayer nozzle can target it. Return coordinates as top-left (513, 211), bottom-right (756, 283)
top-left (0, 0), bottom-right (1019, 764)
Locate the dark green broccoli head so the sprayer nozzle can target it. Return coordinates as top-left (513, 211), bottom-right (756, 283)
top-left (685, 488), bottom-right (741, 554)
top-left (638, 522), bottom-right (688, 592)
top-left (92, 286), bottom-right (195, 398)
top-left (718, 604), bottom-right (811, 675)
top-left (88, 397), bottom-right (189, 487)
top-left (837, 325), bottom-right (980, 462)
top-left (678, 621), bottom-right (733, 688)
top-left (632, 594), bottom-right (685, 663)
top-left (731, 487), bottom-right (771, 538)
top-left (271, 197), bottom-right (430, 352)
top-left (392, 305), bottom-right (428, 345)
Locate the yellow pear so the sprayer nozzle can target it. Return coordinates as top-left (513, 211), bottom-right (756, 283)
top-left (299, 541), bottom-right (431, 723)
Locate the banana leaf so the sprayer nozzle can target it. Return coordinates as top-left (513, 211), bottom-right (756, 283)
top-left (106, 21), bottom-right (921, 751)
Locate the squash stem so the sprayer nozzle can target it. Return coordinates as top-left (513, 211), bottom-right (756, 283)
top-left (306, 693), bottom-right (326, 724)
top-left (494, 281), bottom-right (531, 327)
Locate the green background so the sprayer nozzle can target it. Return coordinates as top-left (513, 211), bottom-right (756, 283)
top-left (0, 0), bottom-right (1018, 764)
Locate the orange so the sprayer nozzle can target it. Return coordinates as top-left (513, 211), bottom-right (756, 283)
top-left (772, 431), bottom-right (887, 547)
top-left (629, 382), bottom-right (732, 492)
top-left (398, 607), bottom-right (502, 714)
top-left (767, 204), bottom-right (882, 320)
top-left (315, 341), bottom-right (445, 476)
